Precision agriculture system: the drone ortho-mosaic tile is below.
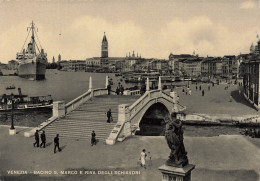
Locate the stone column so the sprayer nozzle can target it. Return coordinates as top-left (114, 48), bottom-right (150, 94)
top-left (53, 101), bottom-right (65, 117)
top-left (170, 91), bottom-right (177, 103)
top-left (158, 76), bottom-right (162, 91)
top-left (146, 77), bottom-right (150, 92)
top-left (105, 75), bottom-right (109, 88)
top-left (158, 164), bottom-right (195, 181)
top-left (89, 76), bottom-right (93, 91)
top-left (118, 104), bottom-right (131, 137)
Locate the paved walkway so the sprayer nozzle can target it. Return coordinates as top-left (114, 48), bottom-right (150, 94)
top-left (1, 127), bottom-right (260, 181)
top-left (174, 82), bottom-right (259, 115)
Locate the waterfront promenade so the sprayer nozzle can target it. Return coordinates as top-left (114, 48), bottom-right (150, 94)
top-left (173, 82), bottom-right (259, 115)
top-left (0, 126), bottom-right (260, 181)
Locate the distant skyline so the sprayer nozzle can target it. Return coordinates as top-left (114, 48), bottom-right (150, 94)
top-left (0, 0), bottom-right (260, 63)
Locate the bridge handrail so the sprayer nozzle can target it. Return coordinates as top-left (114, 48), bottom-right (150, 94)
top-left (128, 90), bottom-right (186, 121)
top-left (161, 91), bottom-right (186, 109)
top-left (65, 88), bottom-right (108, 114)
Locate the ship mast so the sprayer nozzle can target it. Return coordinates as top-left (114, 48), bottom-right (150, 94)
top-left (29, 21), bottom-right (36, 54)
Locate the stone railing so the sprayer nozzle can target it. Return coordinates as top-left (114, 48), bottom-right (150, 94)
top-left (123, 89), bottom-right (141, 96)
top-left (106, 89), bottom-right (186, 145)
top-left (65, 88), bottom-right (108, 114)
top-left (24, 88), bottom-right (108, 137)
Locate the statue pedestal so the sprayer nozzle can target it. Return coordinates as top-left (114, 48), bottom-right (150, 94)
top-left (158, 164), bottom-right (195, 181)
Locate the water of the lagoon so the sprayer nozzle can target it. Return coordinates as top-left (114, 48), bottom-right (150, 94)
top-left (0, 69), bottom-right (137, 127)
top-left (0, 69), bottom-right (134, 103)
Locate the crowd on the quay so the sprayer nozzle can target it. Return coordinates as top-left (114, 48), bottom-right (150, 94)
top-left (242, 128), bottom-right (260, 138)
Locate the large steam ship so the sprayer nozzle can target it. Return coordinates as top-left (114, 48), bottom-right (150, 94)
top-left (16, 21), bottom-right (47, 80)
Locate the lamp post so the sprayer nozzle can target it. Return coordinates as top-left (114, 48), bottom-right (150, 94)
top-left (9, 93), bottom-right (16, 135)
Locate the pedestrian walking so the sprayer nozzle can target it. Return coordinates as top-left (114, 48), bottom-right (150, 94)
top-left (54, 134), bottom-right (61, 153)
top-left (189, 89), bottom-right (192, 95)
top-left (208, 85), bottom-right (210, 91)
top-left (40, 130), bottom-right (46, 148)
top-left (139, 149), bottom-right (147, 169)
top-left (107, 109), bottom-right (112, 123)
top-left (196, 86), bottom-right (197, 91)
top-left (116, 87), bottom-right (120, 95)
top-left (182, 88), bottom-right (185, 94)
top-left (202, 90), bottom-right (205, 96)
top-left (229, 95), bottom-right (232, 102)
top-left (120, 85), bottom-right (124, 95)
top-left (199, 85), bottom-right (201, 90)
top-left (91, 130), bottom-right (96, 146)
top-left (33, 130), bottom-right (39, 147)
top-left (107, 84), bottom-right (111, 95)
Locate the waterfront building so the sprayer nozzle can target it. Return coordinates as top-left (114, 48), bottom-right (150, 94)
top-left (222, 55), bottom-right (236, 78)
top-left (243, 58), bottom-right (260, 109)
top-left (8, 60), bottom-right (19, 70)
top-left (182, 58), bottom-right (203, 77)
top-left (59, 60), bottom-right (69, 70)
top-left (86, 58), bottom-right (101, 67)
top-left (168, 53), bottom-right (197, 75)
top-left (0, 62), bottom-right (8, 69)
top-left (201, 57), bottom-right (222, 78)
top-left (59, 60), bottom-right (86, 71)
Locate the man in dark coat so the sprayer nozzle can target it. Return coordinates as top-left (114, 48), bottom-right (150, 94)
top-left (107, 84), bottom-right (111, 95)
top-left (107, 109), bottom-right (112, 123)
top-left (54, 134), bottom-right (61, 153)
top-left (91, 130), bottom-right (96, 146)
top-left (33, 130), bottom-right (39, 147)
top-left (40, 130), bottom-right (46, 148)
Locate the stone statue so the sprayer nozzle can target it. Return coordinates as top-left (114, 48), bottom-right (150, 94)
top-left (165, 112), bottom-right (188, 167)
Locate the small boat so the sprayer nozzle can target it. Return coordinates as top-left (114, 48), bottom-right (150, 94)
top-left (0, 88), bottom-right (53, 112)
top-left (6, 85), bottom-right (16, 90)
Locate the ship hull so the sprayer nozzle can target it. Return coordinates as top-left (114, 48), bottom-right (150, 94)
top-left (18, 61), bottom-right (46, 80)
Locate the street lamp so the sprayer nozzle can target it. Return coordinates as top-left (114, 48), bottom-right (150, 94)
top-left (9, 93), bottom-right (16, 135)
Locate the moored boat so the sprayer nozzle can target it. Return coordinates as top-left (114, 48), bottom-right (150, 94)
top-left (6, 85), bottom-right (15, 90)
top-left (0, 88), bottom-right (53, 111)
top-left (16, 21), bottom-right (48, 80)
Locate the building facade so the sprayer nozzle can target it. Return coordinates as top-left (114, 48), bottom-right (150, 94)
top-left (243, 59), bottom-right (260, 109)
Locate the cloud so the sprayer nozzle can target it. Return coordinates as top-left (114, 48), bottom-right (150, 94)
top-left (239, 0), bottom-right (256, 9)
top-left (0, 15), bottom-right (257, 63)
top-left (158, 16), bottom-right (255, 57)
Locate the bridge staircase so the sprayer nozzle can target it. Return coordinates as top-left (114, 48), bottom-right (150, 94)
top-left (44, 95), bottom-right (139, 142)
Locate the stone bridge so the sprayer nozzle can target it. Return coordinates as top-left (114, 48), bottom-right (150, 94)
top-left (24, 76), bottom-right (186, 145)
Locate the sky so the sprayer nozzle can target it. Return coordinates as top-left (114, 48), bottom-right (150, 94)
top-left (0, 0), bottom-right (260, 63)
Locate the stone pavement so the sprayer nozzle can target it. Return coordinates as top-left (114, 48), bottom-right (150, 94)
top-left (1, 126), bottom-right (260, 181)
top-left (174, 83), bottom-right (259, 116)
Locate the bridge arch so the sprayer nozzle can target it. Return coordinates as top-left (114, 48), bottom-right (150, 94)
top-left (129, 96), bottom-right (175, 130)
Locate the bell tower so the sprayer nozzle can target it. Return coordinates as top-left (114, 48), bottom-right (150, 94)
top-left (101, 32), bottom-right (108, 58)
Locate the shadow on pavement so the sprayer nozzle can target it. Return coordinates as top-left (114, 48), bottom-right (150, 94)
top-left (193, 168), bottom-right (259, 181)
top-left (230, 90), bottom-right (257, 111)
top-left (45, 142), bottom-right (52, 147)
top-left (60, 145), bottom-right (67, 151)
top-left (16, 128), bottom-right (31, 134)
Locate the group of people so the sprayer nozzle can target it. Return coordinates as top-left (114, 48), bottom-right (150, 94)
top-left (243, 128), bottom-right (260, 138)
top-left (115, 85), bottom-right (124, 95)
top-left (33, 130), bottom-right (61, 153)
top-left (33, 130), bottom-right (46, 148)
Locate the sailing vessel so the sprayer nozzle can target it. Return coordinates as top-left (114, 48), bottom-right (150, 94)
top-left (16, 21), bottom-right (48, 80)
